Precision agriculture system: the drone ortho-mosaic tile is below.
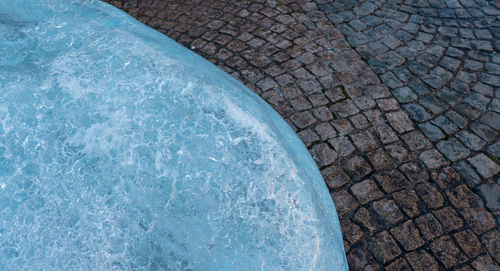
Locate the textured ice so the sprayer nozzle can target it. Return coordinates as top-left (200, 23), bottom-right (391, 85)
top-left (0, 0), bottom-right (347, 270)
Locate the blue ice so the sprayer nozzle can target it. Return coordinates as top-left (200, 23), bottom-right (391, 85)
top-left (0, 0), bottom-right (347, 270)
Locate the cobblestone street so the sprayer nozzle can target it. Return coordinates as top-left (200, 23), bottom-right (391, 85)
top-left (103, 0), bottom-right (499, 269)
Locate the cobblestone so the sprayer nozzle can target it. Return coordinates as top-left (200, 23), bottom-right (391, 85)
top-left (107, 0), bottom-right (500, 268)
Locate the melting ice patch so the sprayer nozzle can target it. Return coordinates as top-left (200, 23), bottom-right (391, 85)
top-left (0, 0), bottom-right (348, 270)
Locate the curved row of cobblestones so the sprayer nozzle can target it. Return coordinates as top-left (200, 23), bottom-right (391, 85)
top-left (104, 0), bottom-right (499, 270)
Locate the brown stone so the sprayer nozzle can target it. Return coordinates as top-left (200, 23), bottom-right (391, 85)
top-left (350, 114), bottom-right (370, 129)
top-left (377, 98), bottom-right (400, 111)
top-left (460, 207), bottom-right (495, 234)
top-left (354, 207), bottom-right (377, 232)
top-left (415, 213), bottom-right (443, 240)
top-left (321, 165), bottom-right (350, 189)
top-left (471, 255), bottom-right (500, 271)
top-left (374, 169), bottom-right (411, 193)
top-left (430, 235), bottom-right (468, 269)
top-left (311, 143), bottom-right (338, 166)
top-left (331, 189), bottom-right (359, 217)
top-left (350, 179), bottom-right (384, 204)
top-left (340, 219), bottom-right (364, 244)
top-left (368, 231), bottom-right (402, 264)
top-left (386, 110), bottom-right (414, 133)
top-left (331, 119), bottom-right (353, 136)
top-left (415, 182), bottom-right (444, 209)
top-left (482, 230), bottom-right (500, 263)
top-left (405, 250), bottom-right (439, 271)
top-left (343, 155), bottom-right (373, 181)
top-left (432, 207), bottom-right (463, 232)
top-left (314, 121), bottom-right (336, 139)
top-left (290, 110), bottom-right (317, 129)
top-left (384, 143), bottom-right (409, 164)
top-left (419, 149), bottom-right (449, 170)
top-left (393, 189), bottom-right (421, 217)
top-left (349, 130), bottom-right (379, 153)
top-left (399, 162), bottom-right (429, 183)
top-left (446, 184), bottom-right (484, 209)
top-left (390, 220), bottom-right (425, 251)
top-left (328, 136), bottom-right (355, 157)
top-left (366, 148), bottom-right (393, 170)
top-left (431, 166), bottom-right (461, 189)
top-left (347, 247), bottom-right (379, 271)
top-left (371, 199), bottom-right (404, 226)
top-left (401, 130), bottom-right (431, 151)
top-left (453, 229), bottom-right (484, 258)
top-left (385, 258), bottom-right (411, 271)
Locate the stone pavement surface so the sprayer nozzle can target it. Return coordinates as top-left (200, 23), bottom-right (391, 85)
top-left (103, 0), bottom-right (499, 269)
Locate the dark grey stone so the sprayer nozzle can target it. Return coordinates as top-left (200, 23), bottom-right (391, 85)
top-left (420, 95), bottom-right (446, 114)
top-left (477, 184), bottom-right (500, 212)
top-left (487, 142), bottom-right (500, 159)
top-left (468, 153), bottom-right (500, 178)
top-left (432, 115), bottom-right (458, 134)
top-left (392, 87), bottom-right (418, 103)
top-left (408, 81), bottom-right (430, 95)
top-left (463, 92), bottom-right (491, 110)
top-left (404, 103), bottom-right (432, 122)
top-left (470, 122), bottom-right (497, 142)
top-left (436, 88), bottom-right (460, 106)
top-left (419, 122), bottom-right (445, 141)
top-left (445, 111), bottom-right (467, 128)
top-left (453, 161), bottom-right (481, 187)
top-left (381, 72), bottom-right (404, 89)
top-left (480, 112), bottom-right (500, 131)
top-left (455, 131), bottom-right (486, 151)
top-left (439, 56), bottom-right (461, 72)
top-left (437, 138), bottom-right (470, 162)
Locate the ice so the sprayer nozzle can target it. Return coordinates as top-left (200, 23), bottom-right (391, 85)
top-left (0, 0), bottom-right (347, 270)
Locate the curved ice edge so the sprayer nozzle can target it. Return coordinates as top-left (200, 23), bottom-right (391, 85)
top-left (0, 0), bottom-right (348, 269)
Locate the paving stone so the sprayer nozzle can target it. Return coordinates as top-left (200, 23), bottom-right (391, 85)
top-left (367, 148), bottom-right (393, 170)
top-left (328, 136), bottom-right (355, 157)
top-left (469, 122), bottom-right (497, 142)
top-left (312, 143), bottom-right (338, 166)
top-left (369, 231), bottom-right (402, 264)
top-left (330, 100), bottom-right (360, 118)
top-left (347, 247), bottom-right (379, 271)
top-left (433, 207), bottom-right (464, 232)
top-left (392, 87), bottom-right (418, 103)
top-left (403, 103), bottom-right (432, 122)
top-left (331, 119), bottom-right (353, 136)
top-left (447, 184), bottom-right (484, 209)
top-left (402, 130), bottom-right (431, 151)
top-left (374, 169), bottom-right (411, 193)
top-left (331, 189), bottom-right (359, 217)
top-left (350, 179), bottom-right (384, 205)
top-left (468, 153), bottom-right (500, 178)
top-left (419, 149), bottom-right (449, 169)
top-left (431, 115), bottom-right (458, 135)
top-left (436, 138), bottom-right (471, 162)
top-left (464, 92), bottom-right (491, 111)
top-left (416, 183), bottom-right (444, 209)
top-left (471, 255), bottom-right (500, 271)
top-left (460, 207), bottom-right (495, 234)
top-left (392, 189), bottom-right (420, 218)
top-left (480, 111), bottom-right (500, 131)
top-left (341, 218), bottom-right (364, 244)
top-left (381, 71), bottom-right (404, 89)
top-left (477, 184), bottom-right (500, 212)
top-left (322, 165), bottom-right (350, 189)
top-left (385, 143), bottom-right (409, 164)
top-left (343, 155), bottom-right (373, 181)
top-left (430, 236), bottom-right (468, 269)
top-left (415, 213), bottom-right (444, 240)
top-left (408, 81), bottom-right (430, 95)
top-left (400, 162), bottom-right (429, 183)
top-left (386, 110), bottom-right (414, 133)
top-left (487, 142), bottom-right (500, 159)
top-left (390, 220), bottom-right (425, 251)
top-left (298, 128), bottom-right (320, 146)
top-left (350, 114), bottom-right (370, 129)
top-left (482, 230), bottom-right (500, 264)
top-left (419, 122), bottom-right (445, 141)
top-left (454, 229), bottom-right (484, 258)
top-left (455, 131), bottom-right (486, 151)
top-left (405, 250), bottom-right (440, 271)
top-left (290, 111), bottom-right (317, 129)
top-left (445, 110), bottom-right (467, 128)
top-left (371, 199), bottom-right (405, 226)
top-left (453, 160), bottom-right (482, 187)
top-left (439, 56), bottom-right (461, 72)
top-left (350, 130), bottom-right (379, 153)
top-left (385, 258), bottom-right (411, 271)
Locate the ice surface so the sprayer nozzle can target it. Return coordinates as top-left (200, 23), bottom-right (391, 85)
top-left (0, 0), bottom-right (347, 270)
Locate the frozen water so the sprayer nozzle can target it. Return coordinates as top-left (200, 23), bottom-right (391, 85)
top-left (0, 0), bottom-right (347, 270)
